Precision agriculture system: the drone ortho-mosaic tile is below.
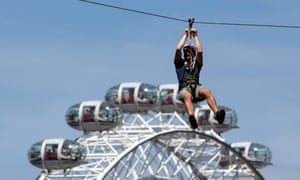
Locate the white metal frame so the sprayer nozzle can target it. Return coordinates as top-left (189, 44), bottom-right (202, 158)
top-left (37, 111), bottom-right (263, 180)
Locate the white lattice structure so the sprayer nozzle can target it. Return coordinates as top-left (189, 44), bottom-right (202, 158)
top-left (36, 111), bottom-right (264, 180)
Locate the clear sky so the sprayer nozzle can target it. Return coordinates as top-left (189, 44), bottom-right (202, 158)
top-left (1, 0), bottom-right (300, 179)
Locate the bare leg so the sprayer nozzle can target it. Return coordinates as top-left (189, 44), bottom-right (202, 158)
top-left (183, 92), bottom-right (198, 129)
top-left (199, 88), bottom-right (218, 113)
top-left (183, 92), bottom-right (194, 116)
top-left (199, 87), bottom-right (225, 124)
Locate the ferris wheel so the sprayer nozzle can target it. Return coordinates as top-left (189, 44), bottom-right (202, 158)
top-left (29, 82), bottom-right (271, 180)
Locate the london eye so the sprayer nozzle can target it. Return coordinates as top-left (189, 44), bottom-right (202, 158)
top-left (28, 82), bottom-right (272, 180)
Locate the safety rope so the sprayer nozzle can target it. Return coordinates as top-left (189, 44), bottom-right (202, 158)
top-left (188, 18), bottom-right (195, 69)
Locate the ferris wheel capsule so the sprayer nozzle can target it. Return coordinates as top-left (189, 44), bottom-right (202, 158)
top-left (105, 82), bottom-right (159, 113)
top-left (65, 100), bottom-right (123, 132)
top-left (28, 138), bottom-right (86, 170)
top-left (231, 142), bottom-right (272, 169)
top-left (194, 105), bottom-right (238, 132)
top-left (158, 83), bottom-right (185, 113)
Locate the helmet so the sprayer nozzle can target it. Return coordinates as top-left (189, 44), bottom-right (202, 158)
top-left (183, 45), bottom-right (196, 56)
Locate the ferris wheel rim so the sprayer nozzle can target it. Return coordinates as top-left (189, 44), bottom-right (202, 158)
top-left (101, 129), bottom-right (264, 180)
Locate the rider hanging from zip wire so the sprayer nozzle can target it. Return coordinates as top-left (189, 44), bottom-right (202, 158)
top-left (174, 26), bottom-right (225, 129)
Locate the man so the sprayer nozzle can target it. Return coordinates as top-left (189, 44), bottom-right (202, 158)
top-left (174, 27), bottom-right (225, 129)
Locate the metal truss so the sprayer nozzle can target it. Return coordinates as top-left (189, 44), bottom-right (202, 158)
top-left (38, 111), bottom-right (263, 180)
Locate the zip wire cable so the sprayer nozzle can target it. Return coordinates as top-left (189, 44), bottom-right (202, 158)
top-left (79, 0), bottom-right (300, 29)
top-left (79, 0), bottom-right (186, 23)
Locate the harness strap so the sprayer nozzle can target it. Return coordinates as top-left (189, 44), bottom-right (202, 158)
top-left (190, 86), bottom-right (196, 102)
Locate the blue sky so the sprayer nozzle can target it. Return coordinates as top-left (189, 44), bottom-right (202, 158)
top-left (1, 0), bottom-right (300, 179)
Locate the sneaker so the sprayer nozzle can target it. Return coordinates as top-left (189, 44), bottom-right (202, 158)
top-left (189, 115), bottom-right (198, 129)
top-left (214, 109), bottom-right (225, 124)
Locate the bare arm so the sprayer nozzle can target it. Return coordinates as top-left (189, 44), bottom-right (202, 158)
top-left (191, 29), bottom-right (203, 66)
top-left (174, 29), bottom-right (189, 64)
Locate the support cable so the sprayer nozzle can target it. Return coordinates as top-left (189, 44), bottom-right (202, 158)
top-left (79, 0), bottom-right (300, 29)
